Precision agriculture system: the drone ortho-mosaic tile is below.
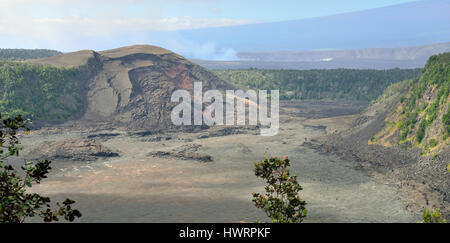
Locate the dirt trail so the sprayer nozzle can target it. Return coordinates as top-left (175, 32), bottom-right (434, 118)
top-left (23, 103), bottom-right (419, 223)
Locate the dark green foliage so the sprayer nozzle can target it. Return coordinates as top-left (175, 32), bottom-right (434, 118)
top-left (416, 121), bottom-right (426, 143)
top-left (400, 129), bottom-right (409, 141)
top-left (428, 139), bottom-right (438, 148)
top-left (252, 156), bottom-right (307, 223)
top-left (0, 49), bottom-right (61, 61)
top-left (0, 114), bottom-right (81, 223)
top-left (214, 68), bottom-right (422, 101)
top-left (443, 109), bottom-right (450, 139)
top-left (395, 53), bottom-right (450, 144)
top-left (0, 61), bottom-right (82, 120)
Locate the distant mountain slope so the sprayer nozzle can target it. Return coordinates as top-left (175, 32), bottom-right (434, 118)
top-left (238, 42), bottom-right (450, 63)
top-left (372, 52), bottom-right (450, 155)
top-left (192, 42), bottom-right (450, 70)
top-left (0, 49), bottom-right (61, 61)
top-left (4, 45), bottom-right (234, 130)
top-left (167, 0), bottom-right (450, 54)
top-left (192, 58), bottom-right (428, 70)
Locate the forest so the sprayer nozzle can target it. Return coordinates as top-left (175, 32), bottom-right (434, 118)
top-left (213, 68), bottom-right (422, 101)
top-left (0, 49), bottom-right (61, 61)
top-left (0, 61), bottom-right (82, 120)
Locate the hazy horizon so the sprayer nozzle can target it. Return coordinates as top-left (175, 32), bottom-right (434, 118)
top-left (3, 0), bottom-right (448, 61)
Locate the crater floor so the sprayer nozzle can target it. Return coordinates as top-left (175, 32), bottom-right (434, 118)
top-left (23, 101), bottom-right (418, 223)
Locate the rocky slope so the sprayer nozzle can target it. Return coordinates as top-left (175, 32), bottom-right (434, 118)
top-left (27, 45), bottom-right (235, 130)
top-left (305, 53), bottom-right (450, 217)
top-left (372, 53), bottom-right (449, 155)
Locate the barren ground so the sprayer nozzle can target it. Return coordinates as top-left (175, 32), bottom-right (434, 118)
top-left (21, 101), bottom-right (420, 223)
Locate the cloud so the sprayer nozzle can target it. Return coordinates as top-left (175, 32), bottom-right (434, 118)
top-left (0, 0), bottom-right (253, 51)
top-left (0, 15), bottom-right (252, 34)
top-left (166, 40), bottom-right (238, 61)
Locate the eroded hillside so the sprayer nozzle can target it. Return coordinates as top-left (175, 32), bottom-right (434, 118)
top-left (9, 45), bottom-right (235, 129)
top-left (371, 53), bottom-right (450, 155)
top-left (304, 53), bottom-right (450, 216)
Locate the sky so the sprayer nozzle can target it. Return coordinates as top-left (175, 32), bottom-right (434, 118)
top-left (0, 0), bottom-right (422, 52)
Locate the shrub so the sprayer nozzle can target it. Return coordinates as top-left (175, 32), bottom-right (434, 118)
top-left (252, 156), bottom-right (307, 223)
top-left (443, 109), bottom-right (450, 139)
top-left (418, 208), bottom-right (447, 223)
top-left (428, 139), bottom-right (438, 148)
top-left (400, 129), bottom-right (409, 141)
top-left (416, 121), bottom-right (426, 143)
